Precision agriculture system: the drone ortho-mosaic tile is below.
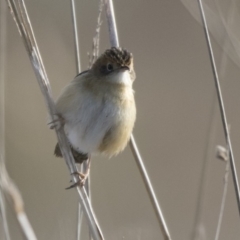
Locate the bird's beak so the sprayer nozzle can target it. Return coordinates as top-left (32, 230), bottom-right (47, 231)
top-left (120, 66), bottom-right (130, 71)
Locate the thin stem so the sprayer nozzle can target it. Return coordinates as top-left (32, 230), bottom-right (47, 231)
top-left (197, 0), bottom-right (240, 216)
top-left (213, 4), bottom-right (235, 240)
top-left (0, 0), bottom-right (6, 161)
top-left (191, 5), bottom-right (233, 238)
top-left (6, 0), bottom-right (104, 239)
top-left (0, 1), bottom-right (11, 239)
top-left (70, 0), bottom-right (81, 74)
top-left (214, 157), bottom-right (230, 240)
top-left (103, 0), bottom-right (119, 48)
top-left (103, 1), bottom-right (172, 239)
top-left (191, 101), bottom-right (216, 240)
top-left (0, 156), bottom-right (37, 240)
top-left (88, 0), bottom-right (103, 69)
top-left (69, 1), bottom-right (86, 239)
top-left (17, 213), bottom-right (37, 240)
top-left (0, 190), bottom-right (11, 240)
top-left (129, 136), bottom-right (172, 240)
top-left (77, 203), bottom-right (84, 240)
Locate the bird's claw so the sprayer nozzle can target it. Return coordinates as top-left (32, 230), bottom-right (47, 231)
top-left (48, 114), bottom-right (65, 130)
top-left (66, 171), bottom-right (88, 189)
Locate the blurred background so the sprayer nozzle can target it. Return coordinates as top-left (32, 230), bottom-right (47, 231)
top-left (1, 0), bottom-right (240, 239)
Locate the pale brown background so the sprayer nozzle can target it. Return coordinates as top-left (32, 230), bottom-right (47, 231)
top-left (1, 0), bottom-right (240, 239)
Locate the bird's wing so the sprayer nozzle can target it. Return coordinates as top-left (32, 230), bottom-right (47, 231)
top-left (55, 71), bottom-right (89, 115)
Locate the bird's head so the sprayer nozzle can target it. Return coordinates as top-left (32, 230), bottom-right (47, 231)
top-left (91, 47), bottom-right (135, 86)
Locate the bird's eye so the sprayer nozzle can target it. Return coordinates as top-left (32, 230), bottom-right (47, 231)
top-left (106, 63), bottom-right (113, 72)
top-left (100, 63), bottom-right (114, 74)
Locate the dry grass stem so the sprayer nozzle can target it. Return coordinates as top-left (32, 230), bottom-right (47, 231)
top-left (191, 6), bottom-right (233, 236)
top-left (69, 1), bottom-right (84, 239)
top-left (214, 146), bottom-right (230, 240)
top-left (5, 0), bottom-right (104, 239)
top-left (103, 1), bottom-right (172, 239)
top-left (70, 0), bottom-right (81, 74)
top-left (88, 0), bottom-right (103, 69)
top-left (0, 190), bottom-right (11, 240)
top-left (197, 0), bottom-right (240, 216)
top-left (69, 0), bottom-right (97, 239)
top-left (0, 0), bottom-right (11, 239)
top-left (0, 156), bottom-right (37, 240)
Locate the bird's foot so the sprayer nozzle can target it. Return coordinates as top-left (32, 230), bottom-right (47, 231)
top-left (66, 170), bottom-right (89, 189)
top-left (66, 158), bottom-right (91, 189)
top-left (48, 114), bottom-right (65, 130)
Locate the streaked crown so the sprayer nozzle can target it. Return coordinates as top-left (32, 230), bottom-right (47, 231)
top-left (103, 47), bottom-right (132, 66)
top-left (91, 47), bottom-right (135, 81)
top-left (92, 47), bottom-right (133, 70)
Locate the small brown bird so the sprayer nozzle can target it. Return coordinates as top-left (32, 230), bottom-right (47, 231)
top-left (53, 47), bottom-right (136, 180)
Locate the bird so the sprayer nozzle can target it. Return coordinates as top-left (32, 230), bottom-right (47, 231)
top-left (52, 47), bottom-right (136, 183)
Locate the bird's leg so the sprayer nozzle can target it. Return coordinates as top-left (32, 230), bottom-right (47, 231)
top-left (66, 157), bottom-right (91, 189)
top-left (48, 114), bottom-right (65, 130)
